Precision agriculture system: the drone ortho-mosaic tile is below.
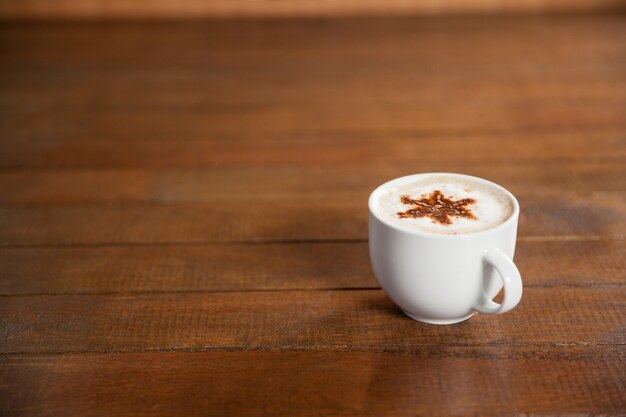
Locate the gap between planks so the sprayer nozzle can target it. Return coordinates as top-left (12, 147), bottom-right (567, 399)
top-left (1, 342), bottom-right (624, 357)
top-left (0, 234), bottom-right (623, 250)
top-left (0, 283), bottom-right (625, 298)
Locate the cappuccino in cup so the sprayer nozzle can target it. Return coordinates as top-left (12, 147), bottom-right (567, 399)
top-left (371, 174), bottom-right (514, 235)
top-left (369, 173), bottom-right (523, 325)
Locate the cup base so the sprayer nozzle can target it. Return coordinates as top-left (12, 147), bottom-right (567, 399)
top-left (402, 310), bottom-right (476, 325)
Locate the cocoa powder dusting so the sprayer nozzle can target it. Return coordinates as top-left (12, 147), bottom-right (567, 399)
top-left (397, 190), bottom-right (477, 225)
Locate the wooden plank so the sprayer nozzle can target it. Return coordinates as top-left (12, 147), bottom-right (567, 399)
top-left (0, 161), bottom-right (624, 203)
top-left (1, 351), bottom-right (625, 417)
top-left (0, 287), bottom-right (623, 354)
top-left (1, 0), bottom-right (625, 19)
top-left (3, 101), bottom-right (624, 142)
top-left (2, 17), bottom-right (626, 136)
top-left (0, 240), bottom-right (623, 295)
top-left (3, 130), bottom-right (626, 170)
top-left (2, 17), bottom-right (625, 67)
top-left (1, 130), bottom-right (626, 170)
top-left (2, 93), bottom-right (623, 134)
top-left (3, 67), bottom-right (626, 103)
top-left (3, 71), bottom-right (625, 114)
top-left (0, 194), bottom-right (624, 246)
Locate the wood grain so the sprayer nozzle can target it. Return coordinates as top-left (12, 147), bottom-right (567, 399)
top-left (3, 69), bottom-right (625, 116)
top-left (2, 91), bottom-right (622, 134)
top-left (0, 240), bottom-right (624, 295)
top-left (3, 70), bottom-right (625, 106)
top-left (3, 17), bottom-right (625, 72)
top-left (1, 351), bottom-right (625, 417)
top-left (1, 129), bottom-right (626, 170)
top-left (2, 17), bottom-right (626, 139)
top-left (0, 194), bottom-right (623, 246)
top-left (0, 161), bottom-right (624, 204)
top-left (1, 0), bottom-right (625, 19)
top-left (1, 287), bottom-right (624, 354)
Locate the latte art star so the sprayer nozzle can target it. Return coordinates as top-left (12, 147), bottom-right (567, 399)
top-left (397, 190), bottom-right (477, 225)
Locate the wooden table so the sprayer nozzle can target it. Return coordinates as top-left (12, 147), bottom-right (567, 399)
top-left (1, 14), bottom-right (625, 416)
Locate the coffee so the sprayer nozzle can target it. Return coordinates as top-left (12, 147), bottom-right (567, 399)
top-left (368, 172), bottom-right (523, 324)
top-left (371, 174), bottom-right (514, 235)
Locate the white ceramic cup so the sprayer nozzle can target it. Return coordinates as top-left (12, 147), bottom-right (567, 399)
top-left (368, 173), bottom-right (523, 325)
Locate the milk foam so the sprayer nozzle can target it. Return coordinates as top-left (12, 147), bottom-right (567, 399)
top-left (372, 175), bottom-right (514, 235)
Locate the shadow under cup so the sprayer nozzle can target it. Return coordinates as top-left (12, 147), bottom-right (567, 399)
top-left (368, 173), bottom-right (522, 325)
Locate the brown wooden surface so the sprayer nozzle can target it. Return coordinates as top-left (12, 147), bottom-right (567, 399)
top-left (2, 351), bottom-right (623, 417)
top-left (1, 14), bottom-right (625, 416)
top-left (1, 287), bottom-right (625, 354)
top-left (0, 240), bottom-right (623, 294)
top-left (1, 0), bottom-right (624, 19)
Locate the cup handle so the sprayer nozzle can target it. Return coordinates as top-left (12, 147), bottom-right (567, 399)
top-left (474, 248), bottom-right (523, 315)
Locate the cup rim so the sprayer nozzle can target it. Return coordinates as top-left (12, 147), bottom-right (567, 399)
top-left (368, 172), bottom-right (520, 239)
